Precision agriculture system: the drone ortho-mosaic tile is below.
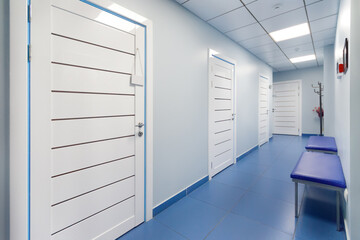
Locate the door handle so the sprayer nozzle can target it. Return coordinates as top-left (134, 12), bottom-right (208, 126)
top-left (135, 122), bottom-right (144, 128)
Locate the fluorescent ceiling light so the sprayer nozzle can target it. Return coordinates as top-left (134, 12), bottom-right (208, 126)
top-left (290, 54), bottom-right (316, 63)
top-left (270, 23), bottom-right (310, 42)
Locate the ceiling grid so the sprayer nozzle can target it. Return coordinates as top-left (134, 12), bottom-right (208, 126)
top-left (176, 0), bottom-right (339, 72)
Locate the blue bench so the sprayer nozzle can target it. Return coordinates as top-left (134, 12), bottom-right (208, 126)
top-left (305, 136), bottom-right (338, 154)
top-left (291, 152), bottom-right (346, 231)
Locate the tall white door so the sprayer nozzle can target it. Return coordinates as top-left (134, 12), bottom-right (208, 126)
top-left (273, 80), bottom-right (301, 136)
top-left (259, 76), bottom-right (269, 146)
top-left (208, 55), bottom-right (235, 178)
top-left (31, 1), bottom-right (145, 239)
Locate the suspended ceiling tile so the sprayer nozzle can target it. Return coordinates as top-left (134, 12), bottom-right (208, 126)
top-left (277, 65), bottom-right (297, 71)
top-left (282, 42), bottom-right (314, 56)
top-left (314, 38), bottom-right (335, 48)
top-left (304, 0), bottom-right (322, 5)
top-left (310, 14), bottom-right (338, 32)
top-left (277, 34), bottom-right (312, 49)
top-left (260, 54), bottom-right (289, 64)
top-left (239, 34), bottom-right (274, 49)
top-left (226, 23), bottom-right (266, 42)
top-left (255, 49), bottom-right (285, 61)
top-left (312, 28), bottom-right (336, 42)
top-left (248, 42), bottom-right (279, 55)
top-left (242, 0), bottom-right (258, 4)
top-left (183, 0), bottom-right (243, 21)
top-left (306, 0), bottom-right (339, 21)
top-left (208, 7), bottom-right (256, 32)
top-left (294, 60), bottom-right (318, 68)
top-left (287, 49), bottom-right (315, 59)
top-left (246, 0), bottom-right (304, 22)
top-left (261, 7), bottom-right (308, 33)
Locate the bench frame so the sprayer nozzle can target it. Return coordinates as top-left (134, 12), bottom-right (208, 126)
top-left (306, 149), bottom-right (337, 154)
top-left (293, 179), bottom-right (343, 231)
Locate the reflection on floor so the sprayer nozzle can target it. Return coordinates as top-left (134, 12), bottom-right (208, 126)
top-left (118, 135), bottom-right (346, 240)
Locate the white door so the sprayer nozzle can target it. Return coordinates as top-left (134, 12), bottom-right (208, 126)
top-left (259, 76), bottom-right (269, 146)
top-left (31, 1), bottom-right (145, 239)
top-left (273, 80), bottom-right (302, 135)
top-left (208, 54), bottom-right (236, 178)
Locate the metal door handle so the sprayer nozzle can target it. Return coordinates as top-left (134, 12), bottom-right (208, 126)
top-left (135, 122), bottom-right (144, 128)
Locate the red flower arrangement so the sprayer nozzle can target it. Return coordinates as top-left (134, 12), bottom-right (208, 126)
top-left (313, 107), bottom-right (324, 118)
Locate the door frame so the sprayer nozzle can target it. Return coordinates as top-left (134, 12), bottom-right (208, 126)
top-left (273, 80), bottom-right (302, 136)
top-left (258, 75), bottom-right (270, 146)
top-left (208, 49), bottom-right (237, 180)
top-left (9, 1), bottom-right (154, 239)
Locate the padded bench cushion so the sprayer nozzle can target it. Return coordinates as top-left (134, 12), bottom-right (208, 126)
top-left (305, 136), bottom-right (338, 153)
top-left (291, 152), bottom-right (346, 188)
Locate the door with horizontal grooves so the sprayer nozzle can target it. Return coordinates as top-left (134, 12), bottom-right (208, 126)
top-left (208, 55), bottom-right (235, 178)
top-left (273, 80), bottom-right (301, 135)
top-left (30, 1), bottom-right (145, 239)
top-left (258, 76), bottom-right (269, 146)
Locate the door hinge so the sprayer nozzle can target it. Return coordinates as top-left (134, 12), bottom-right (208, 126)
top-left (28, 44), bottom-right (31, 62)
top-left (27, 4), bottom-right (32, 23)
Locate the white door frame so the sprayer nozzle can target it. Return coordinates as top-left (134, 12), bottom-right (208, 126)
top-left (258, 75), bottom-right (270, 146)
top-left (9, 1), bottom-right (153, 239)
top-left (208, 49), bottom-right (237, 180)
top-left (273, 80), bottom-right (302, 136)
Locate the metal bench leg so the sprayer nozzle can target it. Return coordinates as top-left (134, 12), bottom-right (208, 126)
top-left (295, 182), bottom-right (299, 218)
top-left (336, 191), bottom-right (340, 231)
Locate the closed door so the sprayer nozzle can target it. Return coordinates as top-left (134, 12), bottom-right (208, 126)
top-left (259, 76), bottom-right (269, 146)
top-left (208, 55), bottom-right (235, 178)
top-left (273, 81), bottom-right (301, 135)
top-left (31, 1), bottom-right (145, 239)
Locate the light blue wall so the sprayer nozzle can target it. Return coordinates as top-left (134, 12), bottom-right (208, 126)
top-left (113, 0), bottom-right (272, 206)
top-left (349, 0), bottom-right (360, 238)
top-left (0, 0), bottom-right (9, 239)
top-left (332, 0), bottom-right (351, 235)
top-left (323, 45), bottom-right (335, 137)
top-left (273, 66), bottom-right (323, 135)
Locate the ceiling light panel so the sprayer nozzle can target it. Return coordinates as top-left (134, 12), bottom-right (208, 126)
top-left (270, 23), bottom-right (310, 42)
top-left (290, 54), bottom-right (316, 63)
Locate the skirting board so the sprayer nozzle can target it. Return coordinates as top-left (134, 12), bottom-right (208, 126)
top-left (344, 218), bottom-right (350, 240)
top-left (153, 175), bottom-right (208, 216)
top-left (236, 145), bottom-right (258, 162)
top-left (302, 133), bottom-right (319, 137)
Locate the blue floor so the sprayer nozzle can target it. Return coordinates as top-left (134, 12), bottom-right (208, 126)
top-left (118, 135), bottom-right (346, 240)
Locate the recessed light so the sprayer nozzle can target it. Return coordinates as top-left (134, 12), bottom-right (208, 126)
top-left (290, 54), bottom-right (316, 63)
top-left (270, 23), bottom-right (310, 42)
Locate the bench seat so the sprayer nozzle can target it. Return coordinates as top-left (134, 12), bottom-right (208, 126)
top-left (305, 136), bottom-right (338, 154)
top-left (291, 152), bottom-right (346, 231)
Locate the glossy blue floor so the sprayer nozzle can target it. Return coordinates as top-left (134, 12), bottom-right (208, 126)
top-left (118, 135), bottom-right (346, 240)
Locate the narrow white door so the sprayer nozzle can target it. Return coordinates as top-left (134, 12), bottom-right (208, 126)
top-left (273, 80), bottom-right (301, 135)
top-left (31, 1), bottom-right (145, 239)
top-left (258, 76), bottom-right (269, 146)
top-left (208, 54), bottom-right (236, 178)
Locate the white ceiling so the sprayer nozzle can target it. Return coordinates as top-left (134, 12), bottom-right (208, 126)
top-left (175, 0), bottom-right (339, 72)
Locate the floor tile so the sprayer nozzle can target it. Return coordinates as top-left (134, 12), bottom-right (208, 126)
top-left (249, 176), bottom-right (305, 204)
top-left (189, 181), bottom-right (245, 211)
top-left (212, 168), bottom-right (260, 190)
top-left (155, 197), bottom-right (226, 240)
top-left (206, 213), bottom-right (292, 240)
top-left (118, 219), bottom-right (186, 240)
top-left (230, 159), bottom-right (270, 176)
top-left (231, 191), bottom-right (297, 235)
